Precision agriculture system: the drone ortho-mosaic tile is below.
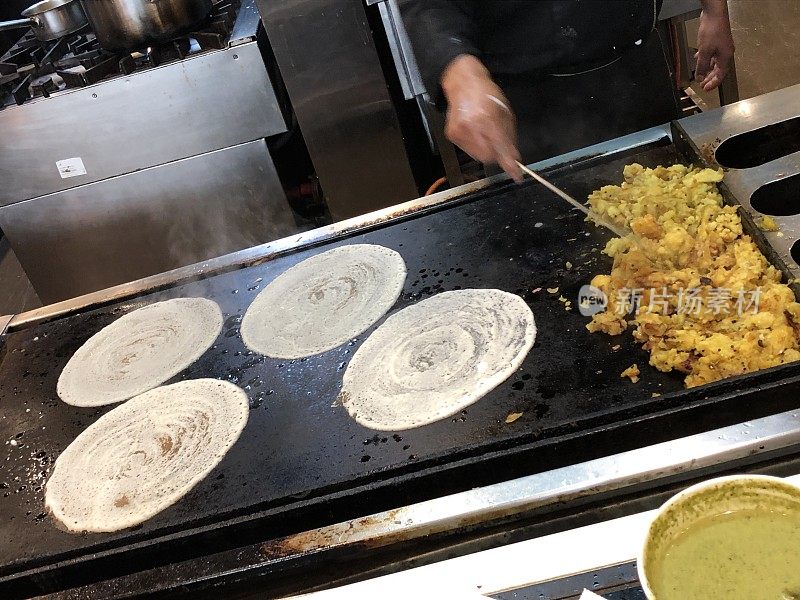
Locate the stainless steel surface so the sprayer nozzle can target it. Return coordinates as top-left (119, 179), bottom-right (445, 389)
top-left (0, 39), bottom-right (286, 205)
top-left (21, 0), bottom-right (78, 15)
top-left (0, 237), bottom-right (41, 315)
top-left (4, 123), bottom-right (672, 331)
top-left (0, 140), bottom-right (295, 305)
top-left (423, 98), bottom-right (465, 187)
top-left (79, 0), bottom-right (212, 51)
top-left (22, 0), bottom-right (87, 37)
top-left (678, 83), bottom-right (800, 276)
top-left (258, 0), bottom-right (418, 221)
top-left (0, 19), bottom-right (35, 33)
top-left (0, 0), bottom-right (86, 41)
top-left (229, 0), bottom-right (260, 45)
top-left (377, 0), bottom-right (425, 101)
top-left (718, 53), bottom-right (741, 105)
top-left (719, 151), bottom-right (800, 274)
top-left (262, 408), bottom-right (800, 560)
top-left (516, 161), bottom-right (628, 237)
top-left (671, 13), bottom-right (694, 89)
top-left (378, 3), bottom-right (409, 99)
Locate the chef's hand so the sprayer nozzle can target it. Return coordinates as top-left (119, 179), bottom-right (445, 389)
top-left (441, 54), bottom-right (523, 182)
top-left (695, 0), bottom-right (735, 92)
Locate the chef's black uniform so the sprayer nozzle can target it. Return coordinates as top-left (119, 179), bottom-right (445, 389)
top-left (400, 0), bottom-right (682, 164)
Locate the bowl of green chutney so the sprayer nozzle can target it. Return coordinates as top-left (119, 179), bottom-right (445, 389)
top-left (638, 474), bottom-right (800, 600)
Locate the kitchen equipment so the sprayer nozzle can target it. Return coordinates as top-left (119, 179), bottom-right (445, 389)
top-left (516, 161), bottom-right (628, 237)
top-left (258, 0), bottom-right (419, 221)
top-left (3, 112), bottom-right (800, 597)
top-left (0, 0), bottom-right (296, 305)
top-left (80, 0), bottom-right (213, 52)
top-left (0, 0), bottom-right (87, 42)
top-left (679, 86), bottom-right (800, 279)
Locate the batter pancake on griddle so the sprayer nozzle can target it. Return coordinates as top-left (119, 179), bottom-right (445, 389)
top-left (241, 244), bottom-right (407, 359)
top-left (57, 298), bottom-right (223, 407)
top-left (340, 289), bottom-right (536, 431)
top-left (45, 379), bottom-right (249, 533)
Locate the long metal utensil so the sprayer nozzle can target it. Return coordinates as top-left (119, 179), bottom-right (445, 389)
top-left (516, 161), bottom-right (628, 237)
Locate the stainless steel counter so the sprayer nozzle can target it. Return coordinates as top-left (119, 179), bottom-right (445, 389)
top-left (0, 0), bottom-right (285, 205)
top-left (678, 83), bottom-right (800, 277)
top-left (0, 0), bottom-right (297, 304)
top-left (0, 139), bottom-right (295, 304)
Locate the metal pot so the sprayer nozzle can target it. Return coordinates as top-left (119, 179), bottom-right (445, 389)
top-left (0, 0), bottom-right (88, 42)
top-left (79, 0), bottom-right (214, 52)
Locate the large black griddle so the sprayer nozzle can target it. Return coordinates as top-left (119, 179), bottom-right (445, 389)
top-left (2, 138), bottom-right (800, 597)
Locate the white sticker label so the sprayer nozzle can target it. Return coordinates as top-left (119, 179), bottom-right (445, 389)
top-left (56, 157), bottom-right (87, 179)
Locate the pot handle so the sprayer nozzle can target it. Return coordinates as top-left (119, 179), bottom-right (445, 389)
top-left (0, 18), bottom-right (33, 32)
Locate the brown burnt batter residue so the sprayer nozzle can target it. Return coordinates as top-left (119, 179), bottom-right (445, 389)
top-left (699, 138), bottom-right (721, 167)
top-left (259, 509), bottom-right (403, 560)
top-left (114, 495), bottom-right (130, 508)
top-left (159, 435), bottom-right (174, 455)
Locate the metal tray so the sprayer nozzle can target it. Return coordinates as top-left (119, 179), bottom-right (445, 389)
top-left (2, 131), bottom-right (800, 597)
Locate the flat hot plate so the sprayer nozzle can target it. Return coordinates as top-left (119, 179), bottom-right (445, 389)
top-left (2, 141), bottom-right (800, 596)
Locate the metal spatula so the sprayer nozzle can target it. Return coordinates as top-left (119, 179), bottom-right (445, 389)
top-left (516, 161), bottom-right (629, 238)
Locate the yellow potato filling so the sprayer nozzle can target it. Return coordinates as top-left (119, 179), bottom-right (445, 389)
top-left (586, 163), bottom-right (800, 388)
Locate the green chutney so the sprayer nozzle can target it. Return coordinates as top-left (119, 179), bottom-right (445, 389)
top-left (650, 509), bottom-right (800, 599)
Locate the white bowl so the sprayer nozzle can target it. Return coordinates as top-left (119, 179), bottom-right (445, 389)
top-left (637, 474), bottom-right (800, 599)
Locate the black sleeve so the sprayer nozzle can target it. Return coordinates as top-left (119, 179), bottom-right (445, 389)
top-left (398, 0), bottom-right (480, 108)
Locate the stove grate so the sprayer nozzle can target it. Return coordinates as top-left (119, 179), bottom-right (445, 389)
top-left (0, 1), bottom-right (243, 108)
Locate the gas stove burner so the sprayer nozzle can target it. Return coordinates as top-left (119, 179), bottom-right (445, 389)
top-left (0, 0), bottom-right (244, 108)
top-left (57, 53), bottom-right (136, 88)
top-left (138, 38), bottom-right (193, 68)
top-left (41, 37), bottom-right (69, 67)
top-left (11, 74), bottom-right (32, 105)
top-left (31, 77), bottom-right (59, 99)
top-left (70, 35), bottom-right (92, 52)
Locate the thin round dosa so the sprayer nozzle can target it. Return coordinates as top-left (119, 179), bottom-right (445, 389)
top-left (45, 379), bottom-right (249, 533)
top-left (57, 298), bottom-right (223, 407)
top-left (241, 244), bottom-right (407, 359)
top-left (340, 289), bottom-right (536, 431)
